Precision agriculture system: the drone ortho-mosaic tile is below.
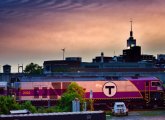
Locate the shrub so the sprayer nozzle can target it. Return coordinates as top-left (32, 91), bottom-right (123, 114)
top-left (0, 96), bottom-right (21, 114)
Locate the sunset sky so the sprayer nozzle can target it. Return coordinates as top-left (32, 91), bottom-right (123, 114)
top-left (0, 0), bottom-right (165, 72)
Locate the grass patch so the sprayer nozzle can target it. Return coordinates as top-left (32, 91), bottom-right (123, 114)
top-left (105, 111), bottom-right (112, 115)
top-left (106, 115), bottom-right (112, 120)
top-left (105, 111), bottom-right (112, 119)
top-left (139, 111), bottom-right (165, 116)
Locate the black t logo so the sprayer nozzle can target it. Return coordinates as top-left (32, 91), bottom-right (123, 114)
top-left (103, 82), bottom-right (117, 97)
top-left (105, 86), bottom-right (115, 95)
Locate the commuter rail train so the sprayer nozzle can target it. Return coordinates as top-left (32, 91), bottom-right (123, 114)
top-left (0, 76), bottom-right (165, 108)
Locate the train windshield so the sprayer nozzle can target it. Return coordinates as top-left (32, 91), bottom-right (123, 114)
top-left (151, 81), bottom-right (161, 87)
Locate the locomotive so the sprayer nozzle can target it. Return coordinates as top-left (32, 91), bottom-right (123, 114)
top-left (0, 76), bottom-right (165, 109)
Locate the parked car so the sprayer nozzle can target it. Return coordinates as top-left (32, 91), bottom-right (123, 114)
top-left (112, 102), bottom-right (128, 116)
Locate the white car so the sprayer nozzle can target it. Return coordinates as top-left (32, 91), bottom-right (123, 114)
top-left (112, 102), bottom-right (128, 116)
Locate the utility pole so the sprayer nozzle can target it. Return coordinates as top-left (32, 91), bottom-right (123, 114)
top-left (62, 48), bottom-right (65, 60)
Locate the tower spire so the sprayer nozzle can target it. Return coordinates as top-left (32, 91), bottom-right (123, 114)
top-left (130, 18), bottom-right (133, 37)
top-left (127, 19), bottom-right (136, 48)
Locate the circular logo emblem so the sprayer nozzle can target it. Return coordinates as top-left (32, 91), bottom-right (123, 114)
top-left (103, 82), bottom-right (117, 97)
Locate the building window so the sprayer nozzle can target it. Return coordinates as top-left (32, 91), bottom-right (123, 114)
top-left (42, 87), bottom-right (47, 98)
top-left (34, 87), bottom-right (39, 98)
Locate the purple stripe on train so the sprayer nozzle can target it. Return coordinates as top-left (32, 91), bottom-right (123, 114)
top-left (18, 90), bottom-right (142, 99)
top-left (86, 92), bottom-right (142, 99)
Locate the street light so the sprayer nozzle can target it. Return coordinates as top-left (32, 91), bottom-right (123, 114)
top-left (90, 90), bottom-right (94, 111)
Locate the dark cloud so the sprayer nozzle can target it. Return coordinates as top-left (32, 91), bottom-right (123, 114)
top-left (0, 0), bottom-right (159, 18)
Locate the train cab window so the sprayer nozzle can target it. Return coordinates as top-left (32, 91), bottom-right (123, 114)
top-left (34, 87), bottom-right (39, 98)
top-left (0, 88), bottom-right (4, 95)
top-left (42, 87), bottom-right (47, 98)
top-left (152, 82), bottom-right (161, 87)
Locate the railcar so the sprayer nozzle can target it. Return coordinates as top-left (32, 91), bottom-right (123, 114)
top-left (0, 76), bottom-right (165, 109)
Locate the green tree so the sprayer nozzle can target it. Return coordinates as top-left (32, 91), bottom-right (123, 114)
top-left (0, 96), bottom-right (21, 114)
top-left (57, 82), bottom-right (85, 112)
top-left (21, 101), bottom-right (37, 113)
top-left (24, 62), bottom-right (42, 75)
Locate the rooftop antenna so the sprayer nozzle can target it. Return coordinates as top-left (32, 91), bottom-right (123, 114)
top-left (62, 48), bottom-right (65, 60)
top-left (130, 18), bottom-right (133, 37)
top-left (0, 65), bottom-right (1, 73)
top-left (114, 50), bottom-right (116, 56)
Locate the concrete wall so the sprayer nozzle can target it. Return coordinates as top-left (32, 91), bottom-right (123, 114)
top-left (0, 111), bottom-right (106, 120)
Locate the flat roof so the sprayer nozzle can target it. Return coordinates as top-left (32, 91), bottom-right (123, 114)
top-left (0, 82), bottom-right (7, 87)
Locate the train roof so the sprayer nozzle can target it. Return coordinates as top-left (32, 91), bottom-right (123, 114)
top-left (20, 76), bottom-right (106, 82)
top-left (19, 76), bottom-right (159, 82)
top-left (122, 76), bottom-right (159, 81)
